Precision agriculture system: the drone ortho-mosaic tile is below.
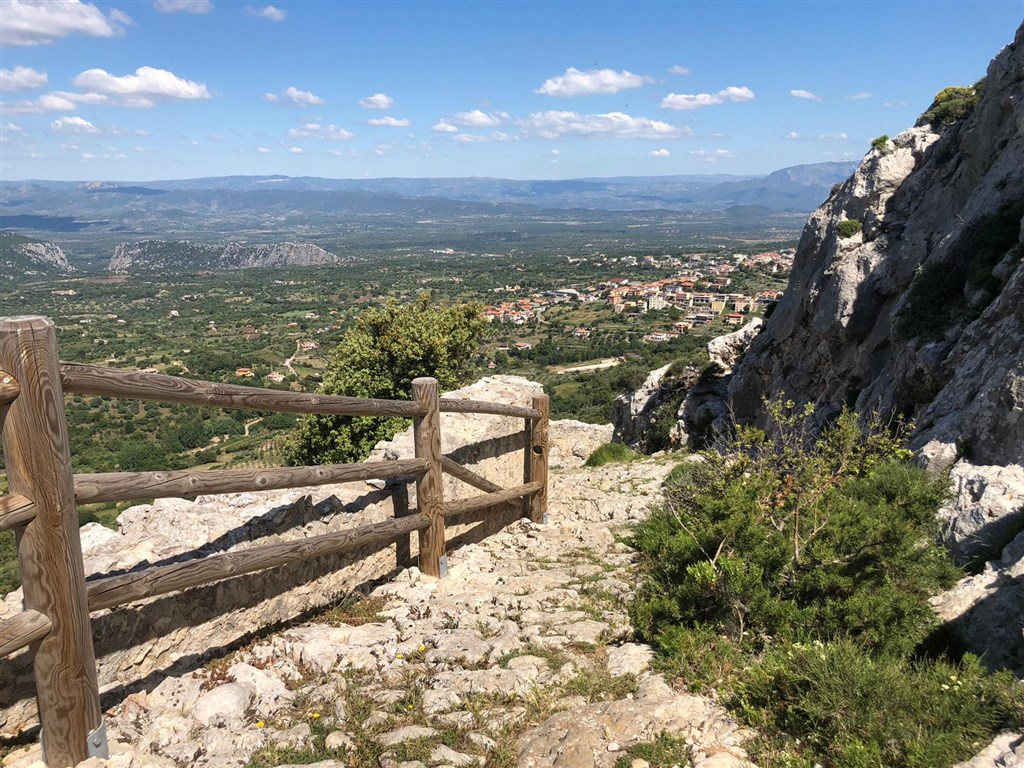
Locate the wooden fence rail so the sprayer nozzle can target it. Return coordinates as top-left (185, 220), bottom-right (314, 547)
top-left (0, 314), bottom-right (549, 767)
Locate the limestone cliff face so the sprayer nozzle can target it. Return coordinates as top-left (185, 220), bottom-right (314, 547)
top-left (109, 240), bottom-right (345, 272)
top-left (0, 231), bottom-right (72, 279)
top-left (730, 26), bottom-right (1023, 468)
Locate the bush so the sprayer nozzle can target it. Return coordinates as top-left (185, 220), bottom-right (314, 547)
top-left (871, 134), bottom-right (890, 152)
top-left (584, 442), bottom-right (641, 467)
top-left (837, 219), bottom-right (863, 238)
top-left (288, 295), bottom-right (486, 465)
top-left (917, 85), bottom-right (981, 128)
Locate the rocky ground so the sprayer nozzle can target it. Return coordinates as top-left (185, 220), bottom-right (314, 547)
top-left (2, 459), bottom-right (755, 768)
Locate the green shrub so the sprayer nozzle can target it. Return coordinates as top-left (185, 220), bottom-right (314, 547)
top-left (584, 442), bottom-right (641, 467)
top-left (837, 219), bottom-right (863, 238)
top-left (871, 134), bottom-right (890, 152)
top-left (738, 642), bottom-right (1020, 768)
top-left (917, 85), bottom-right (981, 128)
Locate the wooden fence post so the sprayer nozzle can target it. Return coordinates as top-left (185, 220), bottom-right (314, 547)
top-left (0, 316), bottom-right (104, 766)
top-left (528, 394), bottom-right (549, 524)
top-left (412, 378), bottom-right (445, 577)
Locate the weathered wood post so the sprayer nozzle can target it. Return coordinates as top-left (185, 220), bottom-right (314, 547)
top-left (412, 377), bottom-right (445, 577)
top-left (0, 316), bottom-right (104, 766)
top-left (529, 394), bottom-right (550, 524)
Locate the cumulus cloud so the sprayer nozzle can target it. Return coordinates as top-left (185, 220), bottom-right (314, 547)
top-left (790, 89), bottom-right (822, 102)
top-left (81, 151), bottom-right (125, 161)
top-left (256, 146), bottom-right (271, 153)
top-left (785, 131), bottom-right (800, 140)
top-left (288, 146), bottom-right (302, 154)
top-left (153, 0), bottom-right (211, 13)
top-left (667, 65), bottom-right (690, 76)
top-left (373, 143), bottom-right (389, 156)
top-left (0, 92), bottom-right (76, 114)
top-left (453, 133), bottom-right (486, 144)
top-left (847, 92), bottom-right (872, 100)
top-left (265, 86), bottom-right (323, 107)
top-left (883, 100), bottom-right (908, 108)
top-left (358, 92), bottom-right (393, 110)
top-left (661, 86), bottom-right (754, 110)
top-left (454, 109), bottom-right (502, 127)
top-left (72, 66), bottom-right (211, 107)
top-left (287, 122), bottom-right (353, 141)
top-left (523, 110), bottom-right (689, 140)
top-left (368, 115), bottom-right (410, 127)
top-left (536, 67), bottom-right (651, 97)
top-left (247, 5), bottom-right (285, 21)
top-left (817, 132), bottom-right (849, 141)
top-left (51, 115), bottom-right (98, 133)
top-left (432, 119), bottom-right (458, 133)
top-left (0, 66), bottom-right (47, 91)
top-left (649, 148), bottom-right (671, 157)
top-left (1, 0), bottom-right (132, 46)
top-left (690, 148), bottom-right (734, 162)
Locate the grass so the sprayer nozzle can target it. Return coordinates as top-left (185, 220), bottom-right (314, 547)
top-left (584, 442), bottom-right (642, 468)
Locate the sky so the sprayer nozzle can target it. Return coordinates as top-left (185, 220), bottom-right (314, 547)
top-left (0, 0), bottom-right (1020, 181)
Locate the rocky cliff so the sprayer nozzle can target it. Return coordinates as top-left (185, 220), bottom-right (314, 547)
top-left (108, 240), bottom-right (346, 272)
top-left (0, 231), bottom-right (72, 280)
top-left (728, 25), bottom-right (1024, 677)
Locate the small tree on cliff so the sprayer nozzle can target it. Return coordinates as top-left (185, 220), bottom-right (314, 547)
top-left (287, 294), bottom-right (486, 465)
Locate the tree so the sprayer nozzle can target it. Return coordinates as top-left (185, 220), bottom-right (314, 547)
top-left (287, 294), bottom-right (486, 465)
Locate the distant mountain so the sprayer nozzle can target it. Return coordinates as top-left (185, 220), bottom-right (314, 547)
top-left (108, 240), bottom-right (352, 272)
top-left (0, 230), bottom-right (72, 281)
top-left (693, 162), bottom-right (856, 210)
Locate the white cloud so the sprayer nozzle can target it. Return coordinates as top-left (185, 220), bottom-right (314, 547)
top-left (1, 0), bottom-right (132, 46)
top-left (287, 122), bottom-right (353, 141)
top-left (0, 66), bottom-right (47, 91)
top-left (153, 0), bottom-right (212, 13)
top-left (817, 132), bottom-right (849, 141)
top-left (368, 115), bottom-right (410, 127)
top-left (847, 92), bottom-right (872, 100)
top-left (790, 89), bottom-right (822, 102)
top-left (0, 92), bottom-right (76, 113)
top-left (256, 146), bottom-right (271, 153)
top-left (2, 122), bottom-right (26, 133)
top-left (453, 133), bottom-right (486, 144)
top-left (661, 86), bottom-right (754, 110)
top-left (80, 150), bottom-right (125, 161)
top-left (373, 143), bottom-right (389, 156)
top-left (288, 146), bottom-right (302, 154)
top-left (523, 110), bottom-right (689, 140)
top-left (536, 67), bottom-right (651, 97)
top-left (358, 92), bottom-right (393, 110)
top-left (785, 131), bottom-right (800, 140)
top-left (72, 66), bottom-right (211, 107)
top-left (265, 86), bottom-right (323, 107)
top-left (432, 119), bottom-right (458, 133)
top-left (883, 100), bottom-right (908, 108)
top-left (51, 115), bottom-right (98, 133)
top-left (690, 148), bottom-right (734, 162)
top-left (649, 148), bottom-right (671, 158)
top-left (668, 65), bottom-right (690, 76)
top-left (454, 109), bottom-right (502, 127)
top-left (550, 149), bottom-right (560, 156)
top-left (247, 5), bottom-right (286, 21)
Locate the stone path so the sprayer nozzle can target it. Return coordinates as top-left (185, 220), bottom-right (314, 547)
top-left (2, 460), bottom-right (755, 768)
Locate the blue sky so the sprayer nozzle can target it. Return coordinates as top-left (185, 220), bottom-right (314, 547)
top-left (0, 0), bottom-right (1020, 181)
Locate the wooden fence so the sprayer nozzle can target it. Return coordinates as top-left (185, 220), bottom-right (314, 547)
top-left (0, 315), bottom-right (549, 767)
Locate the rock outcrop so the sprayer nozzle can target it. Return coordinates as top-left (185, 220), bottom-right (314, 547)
top-left (0, 231), bottom-right (72, 280)
top-left (729, 25), bottom-right (1024, 676)
top-left (612, 363), bottom-right (696, 452)
top-left (108, 240), bottom-right (347, 272)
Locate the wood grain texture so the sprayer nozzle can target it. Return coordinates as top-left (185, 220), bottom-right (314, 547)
top-left (87, 513), bottom-right (430, 613)
top-left (442, 456), bottom-right (521, 517)
top-left (61, 362), bottom-right (426, 418)
top-left (439, 398), bottom-right (541, 419)
top-left (529, 394), bottom-right (550, 523)
top-left (443, 482), bottom-right (542, 518)
top-left (0, 316), bottom-right (101, 766)
top-left (0, 494), bottom-right (36, 531)
top-left (413, 378), bottom-right (445, 577)
top-left (74, 458), bottom-right (429, 505)
top-left (0, 370), bottom-right (19, 406)
top-left (0, 609), bottom-right (52, 658)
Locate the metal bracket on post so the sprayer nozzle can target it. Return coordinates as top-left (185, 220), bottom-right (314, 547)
top-left (543, 513), bottom-right (549, 525)
top-left (438, 554), bottom-right (449, 577)
top-left (88, 722), bottom-right (109, 759)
